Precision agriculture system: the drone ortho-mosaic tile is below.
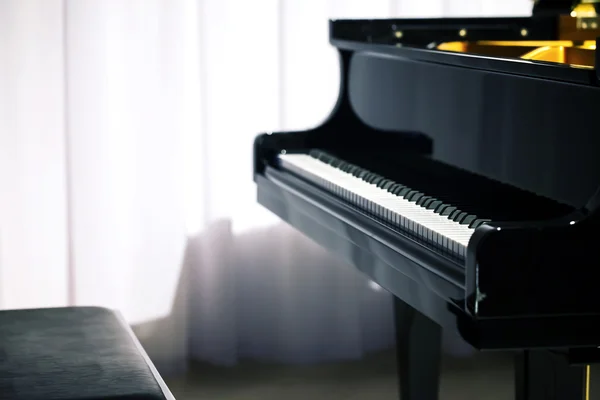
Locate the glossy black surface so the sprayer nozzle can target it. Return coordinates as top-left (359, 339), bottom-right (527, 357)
top-left (264, 167), bottom-right (465, 298)
top-left (466, 213), bottom-right (600, 319)
top-left (345, 47), bottom-right (600, 208)
top-left (395, 299), bottom-right (441, 400)
top-left (532, 0), bottom-right (574, 16)
top-left (257, 171), bottom-right (600, 350)
top-left (330, 17), bottom-right (558, 46)
top-left (253, 14), bottom-right (600, 352)
top-left (338, 39), bottom-right (598, 86)
top-left (257, 172), bottom-right (461, 326)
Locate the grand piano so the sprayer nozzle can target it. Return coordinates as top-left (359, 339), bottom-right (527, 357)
top-left (253, 0), bottom-right (600, 398)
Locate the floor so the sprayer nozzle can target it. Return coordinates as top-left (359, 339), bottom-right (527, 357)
top-left (165, 350), bottom-right (515, 400)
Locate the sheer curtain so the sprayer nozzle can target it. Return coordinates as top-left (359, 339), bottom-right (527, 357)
top-left (0, 0), bottom-right (531, 376)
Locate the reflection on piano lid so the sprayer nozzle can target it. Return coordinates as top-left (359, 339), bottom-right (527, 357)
top-left (253, 0), bottom-right (600, 353)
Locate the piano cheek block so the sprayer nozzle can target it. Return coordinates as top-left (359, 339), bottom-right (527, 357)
top-left (468, 220), bottom-right (600, 319)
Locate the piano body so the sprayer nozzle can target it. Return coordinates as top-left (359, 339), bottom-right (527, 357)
top-left (254, 0), bottom-right (600, 398)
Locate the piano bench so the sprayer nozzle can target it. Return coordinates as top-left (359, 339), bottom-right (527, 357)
top-left (0, 306), bottom-right (174, 400)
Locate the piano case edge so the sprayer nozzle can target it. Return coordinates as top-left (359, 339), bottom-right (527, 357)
top-left (257, 170), bottom-right (600, 351)
top-left (257, 170), bottom-right (464, 326)
top-left (466, 212), bottom-right (600, 320)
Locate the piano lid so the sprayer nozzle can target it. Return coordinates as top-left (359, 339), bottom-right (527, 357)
top-left (436, 0), bottom-right (600, 70)
top-left (331, 0), bottom-right (599, 71)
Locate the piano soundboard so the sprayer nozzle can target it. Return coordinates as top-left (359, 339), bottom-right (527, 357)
top-left (253, 0), bottom-right (600, 398)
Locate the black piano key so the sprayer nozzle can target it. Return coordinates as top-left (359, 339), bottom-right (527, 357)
top-left (421, 198), bottom-right (434, 208)
top-left (441, 206), bottom-right (457, 216)
top-left (316, 151), bottom-right (330, 160)
top-left (413, 193), bottom-right (426, 203)
top-left (470, 218), bottom-right (491, 229)
top-left (330, 159), bottom-right (342, 168)
top-left (377, 179), bottom-right (391, 188)
top-left (449, 209), bottom-right (462, 220)
top-left (428, 200), bottom-right (443, 210)
top-left (372, 176), bottom-right (385, 186)
top-left (404, 190), bottom-right (419, 200)
top-left (366, 174), bottom-right (378, 183)
top-left (309, 149), bottom-right (325, 159)
top-left (402, 189), bottom-right (415, 199)
top-left (382, 181), bottom-right (395, 190)
top-left (454, 211), bottom-right (468, 223)
top-left (416, 196), bottom-right (432, 206)
top-left (461, 215), bottom-right (477, 226)
top-left (390, 184), bottom-right (406, 194)
top-left (384, 179), bottom-right (396, 188)
top-left (409, 192), bottom-right (424, 202)
top-left (374, 177), bottom-right (383, 185)
top-left (301, 152), bottom-right (504, 244)
top-left (398, 187), bottom-right (411, 197)
top-left (422, 197), bottom-right (435, 208)
top-left (435, 203), bottom-right (449, 213)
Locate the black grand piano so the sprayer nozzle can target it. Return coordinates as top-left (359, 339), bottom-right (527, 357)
top-left (253, 1), bottom-right (600, 398)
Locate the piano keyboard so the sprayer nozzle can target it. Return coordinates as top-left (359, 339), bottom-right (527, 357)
top-left (278, 150), bottom-right (492, 260)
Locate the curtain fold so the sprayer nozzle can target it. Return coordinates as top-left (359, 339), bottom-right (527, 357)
top-left (0, 0), bottom-right (69, 309)
top-left (0, 0), bottom-right (531, 375)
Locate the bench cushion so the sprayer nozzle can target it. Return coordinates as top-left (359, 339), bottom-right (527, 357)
top-left (0, 306), bottom-right (172, 400)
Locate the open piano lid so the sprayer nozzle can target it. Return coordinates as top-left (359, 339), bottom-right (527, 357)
top-left (330, 0), bottom-right (600, 85)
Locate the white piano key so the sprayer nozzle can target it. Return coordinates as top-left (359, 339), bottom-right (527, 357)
top-left (278, 153), bottom-right (477, 258)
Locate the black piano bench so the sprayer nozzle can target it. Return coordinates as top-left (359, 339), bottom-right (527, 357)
top-left (0, 306), bottom-right (174, 400)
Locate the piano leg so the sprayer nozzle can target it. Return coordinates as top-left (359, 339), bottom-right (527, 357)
top-left (515, 350), bottom-right (589, 400)
top-left (394, 297), bottom-right (442, 400)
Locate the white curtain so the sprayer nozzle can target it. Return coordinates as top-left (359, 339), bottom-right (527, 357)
top-left (0, 0), bottom-right (531, 376)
